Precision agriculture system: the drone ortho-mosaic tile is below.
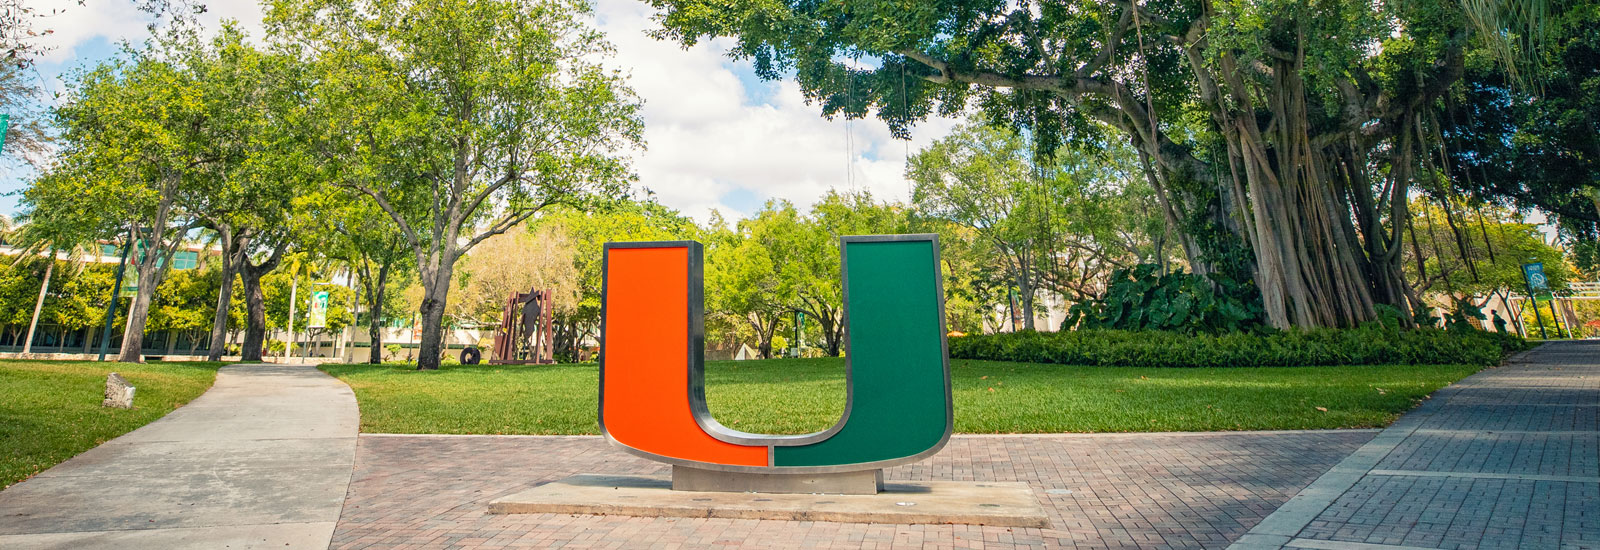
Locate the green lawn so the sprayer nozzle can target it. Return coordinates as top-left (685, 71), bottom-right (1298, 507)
top-left (0, 360), bottom-right (225, 489)
top-left (321, 358), bottom-right (1482, 435)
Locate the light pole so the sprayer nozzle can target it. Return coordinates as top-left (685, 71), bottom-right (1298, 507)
top-left (286, 271), bottom-right (297, 358)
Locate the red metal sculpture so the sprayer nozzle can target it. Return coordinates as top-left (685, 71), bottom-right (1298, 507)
top-left (490, 288), bottom-right (555, 364)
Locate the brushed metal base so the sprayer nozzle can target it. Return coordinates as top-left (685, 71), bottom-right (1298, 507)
top-left (671, 466), bottom-right (884, 495)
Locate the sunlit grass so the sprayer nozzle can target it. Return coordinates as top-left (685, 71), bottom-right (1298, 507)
top-left (320, 358), bottom-right (1480, 435)
top-left (0, 360), bottom-right (225, 489)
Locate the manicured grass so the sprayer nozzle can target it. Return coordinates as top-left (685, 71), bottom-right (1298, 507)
top-left (0, 360), bottom-right (226, 489)
top-left (320, 358), bottom-right (1482, 435)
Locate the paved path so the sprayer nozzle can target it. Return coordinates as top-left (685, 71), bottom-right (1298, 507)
top-left (1233, 341), bottom-right (1600, 550)
top-left (0, 364), bottom-right (359, 550)
top-left (330, 430), bottom-right (1374, 549)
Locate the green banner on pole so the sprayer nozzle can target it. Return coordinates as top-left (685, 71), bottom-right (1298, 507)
top-left (1523, 262), bottom-right (1553, 299)
top-left (0, 114), bottom-right (10, 148)
top-left (119, 260), bottom-right (138, 298)
top-left (308, 291), bottom-right (330, 329)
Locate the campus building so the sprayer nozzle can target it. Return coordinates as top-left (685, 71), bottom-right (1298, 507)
top-left (0, 239), bottom-right (217, 358)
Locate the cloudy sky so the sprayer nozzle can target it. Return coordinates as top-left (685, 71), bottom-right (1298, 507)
top-left (3, 0), bottom-right (961, 225)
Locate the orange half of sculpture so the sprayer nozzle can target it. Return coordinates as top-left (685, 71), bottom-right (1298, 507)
top-left (600, 244), bottom-right (767, 467)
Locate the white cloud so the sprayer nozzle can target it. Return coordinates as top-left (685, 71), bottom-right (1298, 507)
top-left (28, 0), bottom-right (150, 64)
top-left (589, 0), bottom-right (960, 225)
top-left (27, 0), bottom-right (266, 65)
top-left (10, 0), bottom-right (962, 223)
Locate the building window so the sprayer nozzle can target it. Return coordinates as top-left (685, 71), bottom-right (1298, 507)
top-left (173, 251), bottom-right (199, 270)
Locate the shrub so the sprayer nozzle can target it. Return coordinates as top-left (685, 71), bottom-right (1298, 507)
top-left (948, 326), bottom-right (1531, 368)
top-left (1065, 264), bottom-right (1264, 334)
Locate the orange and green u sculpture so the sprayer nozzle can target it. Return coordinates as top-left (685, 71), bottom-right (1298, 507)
top-left (599, 235), bottom-right (952, 473)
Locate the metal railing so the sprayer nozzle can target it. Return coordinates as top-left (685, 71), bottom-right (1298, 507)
top-left (1570, 282), bottom-right (1600, 296)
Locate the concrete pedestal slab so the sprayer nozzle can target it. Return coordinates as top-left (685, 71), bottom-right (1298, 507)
top-left (488, 474), bottom-right (1051, 527)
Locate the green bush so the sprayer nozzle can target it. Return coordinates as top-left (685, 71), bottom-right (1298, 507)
top-left (1065, 264), bottom-right (1264, 334)
top-left (949, 326), bottom-right (1531, 368)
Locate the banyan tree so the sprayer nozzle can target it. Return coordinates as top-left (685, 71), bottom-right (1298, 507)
top-left (647, 0), bottom-right (1565, 329)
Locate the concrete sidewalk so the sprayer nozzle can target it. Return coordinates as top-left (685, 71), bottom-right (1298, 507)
top-left (1233, 341), bottom-right (1600, 550)
top-left (0, 364), bottom-right (359, 550)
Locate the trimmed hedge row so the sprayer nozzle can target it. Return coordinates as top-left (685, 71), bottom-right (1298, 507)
top-left (948, 327), bottom-right (1531, 367)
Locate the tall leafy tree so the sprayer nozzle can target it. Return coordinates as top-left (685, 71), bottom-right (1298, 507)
top-left (796, 190), bottom-right (910, 355)
top-left (46, 265), bottom-right (119, 344)
top-left (261, 270), bottom-right (355, 358)
top-left (909, 123), bottom-right (1054, 329)
top-left (1437, 0), bottom-right (1600, 268)
top-left (912, 218), bottom-right (1000, 333)
top-left (189, 27), bottom-right (308, 362)
top-left (0, 260), bottom-right (41, 344)
top-left (1403, 202), bottom-right (1573, 314)
top-left (452, 224), bottom-right (579, 330)
top-left (28, 29), bottom-right (246, 362)
top-left (268, 0), bottom-right (644, 369)
top-left (708, 200), bottom-right (799, 358)
top-left (539, 200), bottom-right (699, 359)
top-left (313, 193), bottom-right (415, 364)
top-left (147, 267), bottom-right (219, 355)
top-left (647, 0), bottom-right (1555, 330)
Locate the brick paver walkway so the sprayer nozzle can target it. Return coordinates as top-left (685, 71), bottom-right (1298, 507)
top-left (329, 431), bottom-right (1371, 549)
top-left (1233, 341), bottom-right (1600, 550)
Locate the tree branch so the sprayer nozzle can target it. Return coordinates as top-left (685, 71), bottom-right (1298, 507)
top-left (340, 181), bottom-right (422, 253)
top-left (459, 201), bottom-right (549, 253)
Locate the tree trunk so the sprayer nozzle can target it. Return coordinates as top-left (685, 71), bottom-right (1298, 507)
top-left (1197, 50), bottom-right (1411, 330)
top-left (206, 225), bottom-right (239, 361)
top-left (748, 313), bottom-right (778, 359)
top-left (757, 331), bottom-right (773, 359)
top-left (799, 300), bottom-right (844, 357)
top-left (820, 315), bottom-right (842, 357)
top-left (118, 263), bottom-right (163, 363)
top-left (1016, 256), bottom-right (1036, 331)
top-left (23, 258), bottom-right (53, 355)
top-left (415, 254), bottom-right (456, 370)
top-left (238, 244), bottom-right (286, 362)
top-left (551, 315), bottom-right (578, 360)
top-left (240, 266), bottom-right (269, 362)
top-left (365, 258), bottom-right (392, 364)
